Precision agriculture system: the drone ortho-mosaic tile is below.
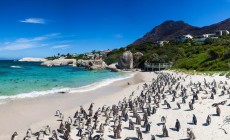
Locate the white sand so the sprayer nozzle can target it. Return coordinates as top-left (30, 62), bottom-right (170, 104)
top-left (0, 71), bottom-right (230, 140)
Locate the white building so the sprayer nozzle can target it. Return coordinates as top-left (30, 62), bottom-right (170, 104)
top-left (203, 34), bottom-right (216, 38)
top-left (156, 41), bottom-right (169, 46)
top-left (183, 34), bottom-right (193, 39)
top-left (175, 34), bottom-right (193, 42)
top-left (216, 30), bottom-right (229, 36)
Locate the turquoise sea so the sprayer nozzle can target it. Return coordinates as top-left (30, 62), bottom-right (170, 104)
top-left (0, 60), bottom-right (132, 100)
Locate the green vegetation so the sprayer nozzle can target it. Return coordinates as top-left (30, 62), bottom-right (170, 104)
top-left (45, 34), bottom-right (230, 72)
top-left (46, 53), bottom-right (90, 60)
top-left (105, 34), bottom-right (230, 71)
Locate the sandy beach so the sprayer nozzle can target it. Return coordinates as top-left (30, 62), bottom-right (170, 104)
top-left (1, 71), bottom-right (230, 140)
top-left (0, 71), bottom-right (146, 139)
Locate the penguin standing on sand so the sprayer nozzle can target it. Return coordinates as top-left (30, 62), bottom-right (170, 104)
top-left (206, 115), bottom-right (211, 125)
top-left (175, 119), bottom-right (181, 132)
top-left (11, 132), bottom-right (18, 140)
top-left (192, 114), bottom-right (197, 125)
top-left (216, 105), bottom-right (221, 116)
top-left (146, 122), bottom-right (151, 133)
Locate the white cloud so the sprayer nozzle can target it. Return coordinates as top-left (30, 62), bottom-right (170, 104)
top-left (45, 33), bottom-right (61, 37)
top-left (115, 34), bottom-right (123, 38)
top-left (51, 45), bottom-right (70, 49)
top-left (0, 33), bottom-right (60, 51)
top-left (20, 18), bottom-right (46, 24)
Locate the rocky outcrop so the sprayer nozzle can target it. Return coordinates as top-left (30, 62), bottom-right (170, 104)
top-left (133, 52), bottom-right (144, 68)
top-left (117, 51), bottom-right (133, 69)
top-left (76, 59), bottom-right (91, 67)
top-left (106, 63), bottom-right (121, 72)
top-left (41, 58), bottom-right (76, 67)
top-left (77, 59), bottom-right (107, 70)
top-left (19, 57), bottom-right (47, 62)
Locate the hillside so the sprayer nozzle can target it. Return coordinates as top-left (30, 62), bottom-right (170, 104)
top-left (49, 18), bottom-right (230, 72)
top-left (132, 18), bottom-right (230, 45)
top-left (105, 32), bottom-right (230, 71)
top-left (119, 18), bottom-right (230, 71)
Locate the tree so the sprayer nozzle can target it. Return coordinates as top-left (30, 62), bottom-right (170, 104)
top-left (92, 50), bottom-right (96, 54)
top-left (177, 48), bottom-right (186, 58)
top-left (204, 38), bottom-right (218, 45)
top-left (207, 49), bottom-right (219, 60)
top-left (66, 53), bottom-right (72, 59)
top-left (159, 55), bottom-right (169, 63)
top-left (149, 53), bottom-right (160, 63)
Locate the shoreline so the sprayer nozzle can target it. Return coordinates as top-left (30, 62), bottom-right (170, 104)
top-left (0, 71), bottom-right (149, 139)
top-left (0, 71), bottom-right (135, 103)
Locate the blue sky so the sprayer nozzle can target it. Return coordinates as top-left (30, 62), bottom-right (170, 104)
top-left (0, 0), bottom-right (230, 59)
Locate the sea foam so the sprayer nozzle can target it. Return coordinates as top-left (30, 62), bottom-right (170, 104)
top-left (70, 72), bottom-right (135, 93)
top-left (10, 66), bottom-right (22, 68)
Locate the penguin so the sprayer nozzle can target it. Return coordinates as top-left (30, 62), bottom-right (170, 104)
top-left (192, 114), bottom-right (197, 125)
top-left (206, 115), bottom-right (211, 125)
top-left (175, 119), bottom-right (181, 132)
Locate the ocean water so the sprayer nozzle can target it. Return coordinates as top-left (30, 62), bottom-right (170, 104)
top-left (0, 60), bottom-right (132, 101)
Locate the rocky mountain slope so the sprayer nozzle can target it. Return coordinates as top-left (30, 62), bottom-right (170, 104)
top-left (132, 18), bottom-right (230, 45)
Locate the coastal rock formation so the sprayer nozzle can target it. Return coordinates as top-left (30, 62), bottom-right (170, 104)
top-left (87, 61), bottom-right (107, 70)
top-left (117, 51), bottom-right (133, 69)
top-left (76, 59), bottom-right (91, 67)
top-left (19, 57), bottom-right (47, 62)
top-left (77, 59), bottom-right (107, 70)
top-left (41, 58), bottom-right (76, 67)
top-left (133, 52), bottom-right (144, 68)
top-left (106, 63), bottom-right (121, 72)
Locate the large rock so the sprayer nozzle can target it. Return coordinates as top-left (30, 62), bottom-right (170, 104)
top-left (88, 61), bottom-right (107, 70)
top-left (133, 52), bottom-right (144, 68)
top-left (117, 51), bottom-right (133, 69)
top-left (77, 59), bottom-right (91, 67)
top-left (41, 58), bottom-right (76, 67)
top-left (106, 63), bottom-right (121, 72)
top-left (77, 59), bottom-right (107, 70)
top-left (19, 57), bottom-right (47, 62)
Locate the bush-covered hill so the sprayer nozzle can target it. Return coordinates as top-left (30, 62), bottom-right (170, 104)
top-left (105, 34), bottom-right (230, 71)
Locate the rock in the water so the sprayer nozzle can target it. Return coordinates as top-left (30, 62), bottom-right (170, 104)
top-left (77, 59), bottom-right (91, 67)
top-left (117, 51), bottom-right (133, 69)
top-left (88, 60), bottom-right (107, 70)
top-left (133, 52), bottom-right (144, 68)
top-left (106, 63), bottom-right (121, 72)
top-left (77, 59), bottom-right (107, 70)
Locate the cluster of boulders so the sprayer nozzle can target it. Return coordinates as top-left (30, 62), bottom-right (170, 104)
top-left (23, 51), bottom-right (143, 71)
top-left (41, 58), bottom-right (108, 70)
top-left (77, 59), bottom-right (107, 70)
top-left (133, 52), bottom-right (144, 68)
top-left (113, 51), bottom-right (143, 70)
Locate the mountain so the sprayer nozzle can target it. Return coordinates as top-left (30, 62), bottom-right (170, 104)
top-left (132, 18), bottom-right (230, 45)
